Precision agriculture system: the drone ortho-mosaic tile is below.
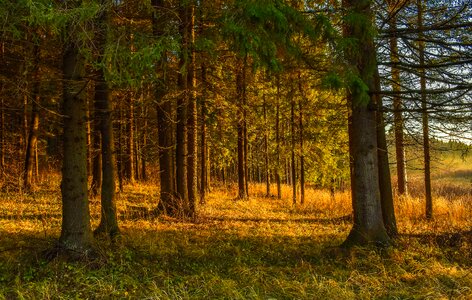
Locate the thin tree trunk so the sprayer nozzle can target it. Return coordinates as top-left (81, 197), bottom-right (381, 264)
top-left (90, 101), bottom-right (102, 196)
top-left (298, 95), bottom-right (305, 205)
top-left (200, 63), bottom-right (207, 204)
top-left (290, 89), bottom-right (296, 205)
top-left (388, 2), bottom-right (407, 196)
top-left (375, 68), bottom-right (398, 237)
top-left (186, 1), bottom-right (197, 219)
top-left (24, 43), bottom-right (40, 191)
top-left (125, 94), bottom-right (135, 183)
top-left (116, 97), bottom-right (124, 192)
top-left (92, 1), bottom-right (119, 237)
top-left (176, 1), bottom-right (189, 206)
top-left (417, 0), bottom-right (432, 220)
top-left (275, 75), bottom-right (281, 199)
top-left (236, 59), bottom-right (247, 199)
top-left (152, 0), bottom-right (177, 216)
top-left (342, 0), bottom-right (390, 247)
top-left (59, 39), bottom-right (94, 255)
top-left (263, 95), bottom-right (270, 197)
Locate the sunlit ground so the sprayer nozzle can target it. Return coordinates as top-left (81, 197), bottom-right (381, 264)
top-left (0, 174), bottom-right (471, 299)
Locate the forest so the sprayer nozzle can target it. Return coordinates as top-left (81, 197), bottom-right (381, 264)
top-left (0, 0), bottom-right (471, 298)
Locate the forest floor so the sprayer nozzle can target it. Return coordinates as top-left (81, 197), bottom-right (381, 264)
top-left (0, 171), bottom-right (471, 299)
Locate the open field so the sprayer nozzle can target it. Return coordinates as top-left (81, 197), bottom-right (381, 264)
top-left (1, 174), bottom-right (472, 299)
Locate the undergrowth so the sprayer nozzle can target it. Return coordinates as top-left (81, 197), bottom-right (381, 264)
top-left (0, 177), bottom-right (471, 299)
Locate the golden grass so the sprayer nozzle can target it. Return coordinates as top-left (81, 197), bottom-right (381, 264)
top-left (0, 175), bottom-right (471, 299)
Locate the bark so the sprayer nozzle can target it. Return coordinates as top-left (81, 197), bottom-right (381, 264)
top-left (200, 63), bottom-right (208, 204)
top-left (152, 0), bottom-right (176, 216)
top-left (418, 0), bottom-right (433, 220)
top-left (290, 89), bottom-right (297, 205)
top-left (342, 0), bottom-right (390, 247)
top-left (24, 43), bottom-right (40, 191)
top-left (388, 1), bottom-right (407, 196)
top-left (124, 94), bottom-right (135, 183)
top-left (176, 1), bottom-right (189, 205)
top-left (375, 68), bottom-right (398, 238)
top-left (93, 3), bottom-right (119, 237)
top-left (90, 100), bottom-right (102, 197)
top-left (275, 75), bottom-right (282, 199)
top-left (59, 40), bottom-right (94, 255)
top-left (298, 97), bottom-right (305, 205)
top-left (263, 95), bottom-right (270, 197)
top-left (236, 59), bottom-right (247, 199)
top-left (186, 1), bottom-right (197, 218)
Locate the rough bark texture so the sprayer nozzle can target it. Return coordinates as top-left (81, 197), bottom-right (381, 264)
top-left (342, 0), bottom-right (390, 247)
top-left (59, 41), bottom-right (94, 255)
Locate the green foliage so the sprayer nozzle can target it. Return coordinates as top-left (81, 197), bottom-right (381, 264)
top-left (220, 0), bottom-right (324, 71)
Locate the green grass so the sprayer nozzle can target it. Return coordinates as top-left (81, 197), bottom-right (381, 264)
top-left (0, 179), bottom-right (471, 299)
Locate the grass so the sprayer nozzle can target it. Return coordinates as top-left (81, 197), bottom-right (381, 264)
top-left (0, 174), bottom-right (471, 299)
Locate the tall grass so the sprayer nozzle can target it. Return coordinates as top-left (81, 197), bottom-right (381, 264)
top-left (0, 174), bottom-right (471, 299)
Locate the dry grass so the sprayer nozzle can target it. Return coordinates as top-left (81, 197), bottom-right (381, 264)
top-left (0, 174), bottom-right (471, 299)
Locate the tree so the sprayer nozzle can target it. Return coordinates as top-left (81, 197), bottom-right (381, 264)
top-left (58, 19), bottom-right (95, 255)
top-left (94, 0), bottom-right (119, 238)
top-left (342, 0), bottom-right (391, 247)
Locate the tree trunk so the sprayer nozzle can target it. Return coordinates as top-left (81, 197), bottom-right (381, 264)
top-left (375, 68), bottom-right (398, 237)
top-left (236, 59), bottom-right (247, 199)
top-left (200, 63), bottom-right (208, 204)
top-left (263, 95), bottom-right (270, 197)
top-left (341, 0), bottom-right (390, 247)
top-left (388, 2), bottom-right (407, 196)
top-left (93, 3), bottom-right (119, 237)
top-left (59, 40), bottom-right (95, 255)
top-left (298, 95), bottom-right (305, 206)
top-left (417, 0), bottom-right (433, 220)
top-left (90, 99), bottom-right (102, 197)
top-left (24, 43), bottom-right (41, 191)
top-left (176, 1), bottom-right (189, 205)
top-left (124, 94), bottom-right (135, 183)
top-left (275, 75), bottom-right (281, 199)
top-left (186, 1), bottom-right (197, 219)
top-left (290, 89), bottom-right (296, 205)
top-left (152, 0), bottom-right (177, 216)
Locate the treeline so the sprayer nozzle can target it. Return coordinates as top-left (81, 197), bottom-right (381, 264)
top-left (0, 0), bottom-right (470, 256)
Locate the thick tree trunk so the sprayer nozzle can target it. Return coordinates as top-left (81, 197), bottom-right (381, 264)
top-left (342, 0), bottom-right (390, 247)
top-left (375, 68), bottom-right (398, 238)
top-left (417, 0), bottom-right (433, 220)
top-left (24, 43), bottom-right (40, 191)
top-left (59, 41), bottom-right (94, 255)
top-left (388, 2), bottom-right (407, 196)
